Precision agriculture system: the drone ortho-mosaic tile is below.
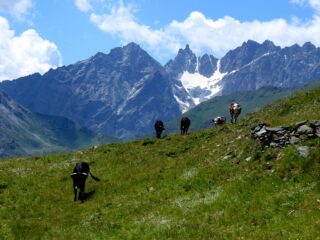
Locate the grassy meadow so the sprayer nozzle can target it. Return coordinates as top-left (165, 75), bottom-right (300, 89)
top-left (0, 87), bottom-right (320, 239)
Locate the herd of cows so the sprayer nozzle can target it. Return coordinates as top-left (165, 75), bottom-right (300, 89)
top-left (154, 102), bottom-right (242, 138)
top-left (71, 102), bottom-right (242, 202)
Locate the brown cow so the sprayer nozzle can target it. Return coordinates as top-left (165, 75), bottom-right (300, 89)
top-left (229, 102), bottom-right (241, 124)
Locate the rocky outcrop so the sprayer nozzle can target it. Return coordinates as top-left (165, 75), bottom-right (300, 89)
top-left (251, 120), bottom-right (320, 148)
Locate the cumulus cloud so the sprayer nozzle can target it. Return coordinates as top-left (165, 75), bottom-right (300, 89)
top-left (0, 0), bottom-right (33, 20)
top-left (90, 4), bottom-right (179, 58)
top-left (88, 4), bottom-right (183, 60)
top-left (82, 0), bottom-right (320, 61)
top-left (75, 0), bottom-right (93, 13)
top-left (167, 12), bottom-right (320, 57)
top-left (0, 17), bottom-right (62, 81)
top-left (291, 0), bottom-right (320, 12)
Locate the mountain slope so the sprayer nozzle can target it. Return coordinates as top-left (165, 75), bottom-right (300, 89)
top-left (0, 90), bottom-right (103, 158)
top-left (0, 43), bottom-right (181, 139)
top-left (0, 85), bottom-right (319, 239)
top-left (220, 41), bottom-right (320, 94)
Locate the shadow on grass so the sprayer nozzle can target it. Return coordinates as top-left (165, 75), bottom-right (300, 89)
top-left (82, 190), bottom-right (96, 201)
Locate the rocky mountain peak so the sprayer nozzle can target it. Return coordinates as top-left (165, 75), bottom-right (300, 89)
top-left (165, 45), bottom-right (200, 77)
top-left (262, 40), bottom-right (276, 48)
top-left (104, 42), bottom-right (163, 71)
top-left (178, 44), bottom-right (193, 55)
top-left (220, 40), bottom-right (280, 73)
top-left (302, 42), bottom-right (316, 51)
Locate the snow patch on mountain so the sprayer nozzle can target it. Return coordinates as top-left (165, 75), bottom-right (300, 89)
top-left (173, 94), bottom-right (192, 113)
top-left (179, 60), bottom-right (227, 106)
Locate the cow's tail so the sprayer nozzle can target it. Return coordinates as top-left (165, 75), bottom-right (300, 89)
top-left (90, 172), bottom-right (100, 182)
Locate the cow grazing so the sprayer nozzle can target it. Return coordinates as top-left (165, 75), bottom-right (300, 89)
top-left (180, 117), bottom-right (191, 135)
top-left (154, 120), bottom-right (165, 138)
top-left (71, 162), bottom-right (100, 202)
top-left (229, 102), bottom-right (242, 124)
top-left (213, 116), bottom-right (226, 126)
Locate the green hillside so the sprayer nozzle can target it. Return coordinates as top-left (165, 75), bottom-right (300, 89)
top-left (166, 86), bottom-right (300, 133)
top-left (0, 86), bottom-right (320, 239)
top-left (0, 90), bottom-right (115, 158)
top-left (0, 112), bottom-right (107, 159)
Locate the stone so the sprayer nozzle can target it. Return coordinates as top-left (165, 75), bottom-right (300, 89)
top-left (253, 125), bottom-right (263, 132)
top-left (255, 127), bottom-right (267, 137)
top-left (310, 120), bottom-right (320, 128)
top-left (297, 146), bottom-right (309, 157)
top-left (265, 127), bottom-right (283, 132)
top-left (252, 121), bottom-right (319, 149)
top-left (290, 136), bottom-right (300, 145)
top-left (297, 125), bottom-right (313, 135)
top-left (270, 142), bottom-right (280, 148)
top-left (295, 120), bottom-right (308, 128)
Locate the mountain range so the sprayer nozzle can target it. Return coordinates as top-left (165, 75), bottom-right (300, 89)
top-left (0, 40), bottom-right (320, 140)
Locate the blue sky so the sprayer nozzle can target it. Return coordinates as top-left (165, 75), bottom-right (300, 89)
top-left (0, 0), bottom-right (319, 81)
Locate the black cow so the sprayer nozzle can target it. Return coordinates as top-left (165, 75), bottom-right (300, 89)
top-left (71, 162), bottom-right (100, 202)
top-left (180, 117), bottom-right (191, 135)
top-left (154, 120), bottom-right (165, 138)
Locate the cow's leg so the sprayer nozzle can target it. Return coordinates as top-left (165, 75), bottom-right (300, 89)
top-left (74, 187), bottom-right (77, 201)
top-left (79, 187), bottom-right (84, 202)
top-left (78, 183), bottom-right (84, 202)
top-left (230, 115), bottom-right (234, 124)
top-left (72, 178), bottom-right (77, 201)
top-left (79, 179), bottom-right (86, 203)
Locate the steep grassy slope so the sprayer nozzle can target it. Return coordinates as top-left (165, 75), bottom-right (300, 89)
top-left (0, 87), bottom-right (319, 239)
top-left (0, 91), bottom-right (112, 158)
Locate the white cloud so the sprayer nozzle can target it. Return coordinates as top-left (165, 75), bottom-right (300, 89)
top-left (89, 3), bottom-right (180, 59)
top-left (291, 0), bottom-right (320, 12)
top-left (0, 17), bottom-right (62, 81)
top-left (166, 12), bottom-right (320, 57)
top-left (90, 4), bottom-right (178, 53)
top-left (0, 0), bottom-right (33, 20)
top-left (308, 0), bottom-right (320, 12)
top-left (75, 0), bottom-right (93, 13)
top-left (82, 1), bottom-right (320, 61)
